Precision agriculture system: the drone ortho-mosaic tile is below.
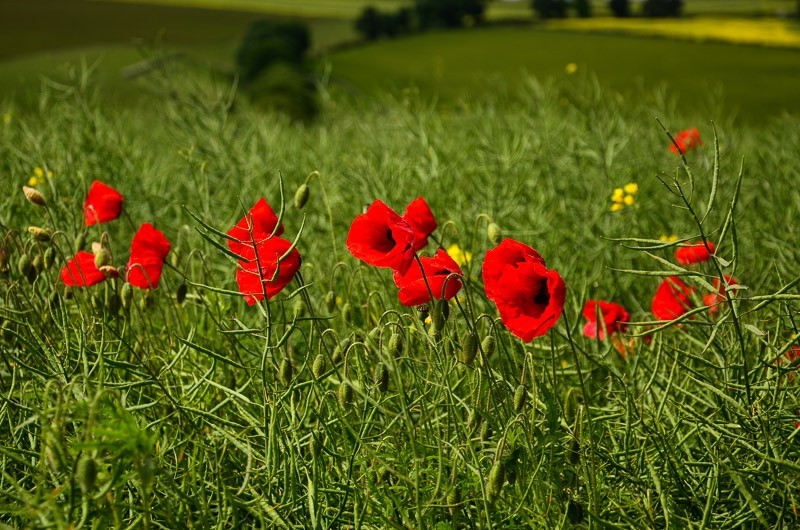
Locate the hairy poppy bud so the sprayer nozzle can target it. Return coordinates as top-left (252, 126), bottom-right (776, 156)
top-left (120, 282), bottom-right (133, 310)
top-left (94, 247), bottom-right (111, 269)
top-left (23, 185), bottom-right (46, 206)
top-left (176, 283), bottom-right (187, 305)
top-left (375, 363), bottom-right (390, 393)
top-left (513, 384), bottom-right (527, 413)
top-left (43, 247), bottom-right (56, 270)
top-left (480, 421), bottom-right (492, 442)
top-left (486, 462), bottom-right (505, 502)
top-left (431, 299), bottom-right (448, 332)
top-left (74, 233), bottom-right (86, 254)
top-left (324, 290), bottom-right (336, 313)
top-left (279, 359), bottom-right (293, 386)
top-left (312, 354), bottom-right (325, 379)
top-left (294, 183), bottom-right (310, 209)
top-left (309, 432), bottom-right (323, 458)
top-left (32, 254), bottom-right (44, 274)
top-left (338, 380), bottom-right (354, 408)
top-left (105, 292), bottom-right (121, 315)
top-left (28, 226), bottom-right (52, 242)
top-left (332, 338), bottom-right (350, 364)
top-left (460, 332), bottom-right (478, 365)
top-left (481, 335), bottom-right (495, 359)
top-left (487, 223), bottom-right (502, 246)
top-left (18, 254), bottom-right (34, 282)
top-left (388, 332), bottom-right (403, 358)
top-left (78, 456), bottom-right (98, 493)
top-left (447, 486), bottom-right (462, 516)
top-left (342, 302), bottom-right (353, 323)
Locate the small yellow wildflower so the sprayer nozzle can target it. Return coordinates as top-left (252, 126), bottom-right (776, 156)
top-left (28, 176), bottom-right (40, 187)
top-left (446, 244), bottom-right (472, 267)
top-left (612, 188), bottom-right (625, 202)
top-left (610, 203), bottom-right (624, 212)
top-left (34, 167), bottom-right (44, 178)
top-left (424, 315), bottom-right (432, 325)
top-left (624, 183), bottom-right (638, 194)
top-left (560, 359), bottom-right (569, 369)
top-left (659, 234), bottom-right (678, 243)
top-left (2, 112), bottom-right (11, 125)
top-left (610, 182), bottom-right (638, 212)
top-left (623, 195), bottom-right (635, 206)
top-left (565, 63), bottom-right (578, 74)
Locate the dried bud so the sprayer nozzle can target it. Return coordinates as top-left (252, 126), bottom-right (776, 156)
top-left (279, 358), bottom-right (293, 386)
top-left (338, 380), bottom-right (354, 409)
top-left (312, 354), bottom-right (326, 379)
top-left (460, 332), bottom-right (478, 365)
top-left (176, 283), bottom-right (187, 305)
top-left (98, 265), bottom-right (119, 278)
top-left (487, 223), bottom-right (502, 245)
top-left (481, 335), bottom-right (496, 359)
top-left (513, 384), bottom-right (527, 413)
top-left (375, 363), bottom-right (390, 393)
top-left (28, 226), bottom-right (52, 242)
top-left (43, 247), bottom-right (56, 270)
top-left (388, 332), bottom-right (403, 358)
top-left (294, 183), bottom-right (310, 209)
top-left (94, 247), bottom-right (112, 269)
top-left (77, 456), bottom-right (98, 493)
top-left (486, 462), bottom-right (505, 502)
top-left (324, 290), bottom-right (336, 313)
top-left (23, 186), bottom-right (46, 206)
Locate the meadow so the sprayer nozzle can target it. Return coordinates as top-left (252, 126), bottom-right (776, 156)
top-left (1, 65), bottom-right (800, 526)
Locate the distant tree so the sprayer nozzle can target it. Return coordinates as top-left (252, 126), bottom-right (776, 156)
top-left (235, 21), bottom-right (311, 83)
top-left (642, 0), bottom-right (683, 17)
top-left (356, 7), bottom-right (382, 40)
top-left (609, 0), bottom-right (630, 17)
top-left (531, 0), bottom-right (568, 19)
top-left (415, 0), bottom-right (486, 29)
top-left (575, 0), bottom-right (592, 18)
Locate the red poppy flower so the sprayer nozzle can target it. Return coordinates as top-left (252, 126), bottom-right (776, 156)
top-left (482, 239), bottom-right (566, 342)
top-left (60, 251), bottom-right (108, 287)
top-left (675, 241), bottom-right (715, 265)
top-left (346, 200), bottom-right (416, 274)
top-left (83, 181), bottom-right (124, 226)
top-left (235, 236), bottom-right (301, 305)
top-left (126, 224), bottom-right (171, 289)
top-left (227, 198), bottom-right (284, 259)
top-left (670, 128), bottom-right (702, 155)
top-left (582, 300), bottom-right (630, 340)
top-left (402, 197), bottom-right (437, 251)
top-left (703, 275), bottom-right (738, 315)
top-left (652, 276), bottom-right (695, 321)
top-left (392, 248), bottom-right (462, 306)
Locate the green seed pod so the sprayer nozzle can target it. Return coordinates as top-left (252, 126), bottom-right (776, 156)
top-left (431, 299), bottom-right (448, 332)
top-left (447, 486), bottom-right (462, 516)
top-left (77, 456), bottom-right (98, 493)
top-left (18, 253), bottom-right (32, 278)
top-left (375, 363), bottom-right (390, 393)
top-left (513, 384), bottom-right (527, 413)
top-left (294, 183), bottom-right (310, 209)
top-left (176, 283), bottom-right (187, 305)
top-left (460, 332), bottom-right (478, 365)
top-left (43, 247), bottom-right (56, 270)
top-left (94, 247), bottom-right (111, 269)
top-left (342, 302), bottom-right (353, 323)
top-left (487, 222), bottom-right (502, 246)
top-left (324, 290), bottom-right (336, 313)
top-left (480, 421), bottom-right (492, 442)
top-left (120, 282), bottom-right (134, 310)
top-left (338, 381), bottom-right (354, 409)
top-left (332, 338), bottom-right (350, 364)
top-left (28, 226), bottom-right (52, 242)
top-left (32, 254), bottom-right (44, 274)
top-left (74, 233), bottom-right (86, 254)
top-left (312, 354), bottom-right (326, 379)
top-left (486, 462), bottom-right (505, 502)
top-left (388, 332), bottom-right (403, 358)
top-left (279, 359), bottom-right (293, 386)
top-left (481, 335), bottom-right (496, 359)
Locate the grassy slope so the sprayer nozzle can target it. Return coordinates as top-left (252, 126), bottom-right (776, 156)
top-left (326, 26), bottom-right (800, 124)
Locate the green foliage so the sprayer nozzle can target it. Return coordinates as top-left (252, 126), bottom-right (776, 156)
top-left (355, 5), bottom-right (415, 41)
top-left (575, 0), bottom-right (592, 17)
top-left (643, 0), bottom-right (684, 17)
top-left (415, 0), bottom-right (486, 29)
top-left (531, 0), bottom-right (568, 19)
top-left (244, 62), bottom-right (319, 122)
top-left (234, 19), bottom-right (311, 83)
top-left (355, 6), bottom-right (382, 40)
top-left (609, 0), bottom-right (631, 17)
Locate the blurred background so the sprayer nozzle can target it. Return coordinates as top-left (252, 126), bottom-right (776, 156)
top-left (1, 0), bottom-right (799, 124)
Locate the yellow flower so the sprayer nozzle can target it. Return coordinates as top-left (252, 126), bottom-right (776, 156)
top-left (611, 188), bottom-right (625, 202)
top-left (34, 167), bottom-right (45, 178)
top-left (28, 176), bottom-right (40, 187)
top-left (610, 203), bottom-right (624, 212)
top-left (623, 194), bottom-right (635, 206)
top-left (565, 63), bottom-right (578, 74)
top-left (659, 234), bottom-right (678, 243)
top-left (624, 182), bottom-right (638, 194)
top-left (447, 244), bottom-right (472, 267)
top-left (2, 112), bottom-right (11, 125)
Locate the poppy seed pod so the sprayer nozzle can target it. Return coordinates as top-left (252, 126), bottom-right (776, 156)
top-left (294, 183), bottom-right (310, 209)
top-left (486, 462), bottom-right (505, 502)
top-left (487, 223), bottom-right (502, 245)
top-left (23, 186), bottom-right (46, 206)
top-left (28, 226), bottom-right (52, 242)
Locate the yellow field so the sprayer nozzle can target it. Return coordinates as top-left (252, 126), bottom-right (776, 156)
top-left (546, 17), bottom-right (800, 48)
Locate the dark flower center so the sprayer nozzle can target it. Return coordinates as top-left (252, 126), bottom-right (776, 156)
top-left (533, 278), bottom-right (550, 307)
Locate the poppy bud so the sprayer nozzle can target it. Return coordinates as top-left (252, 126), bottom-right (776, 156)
top-left (176, 283), bottom-right (187, 305)
top-left (23, 185), bottom-right (46, 206)
top-left (91, 293), bottom-right (102, 310)
top-left (309, 432), bottom-right (323, 458)
top-left (467, 409), bottom-right (480, 433)
top-left (120, 282), bottom-right (133, 310)
top-left (28, 226), bottom-right (52, 242)
top-left (338, 380), bottom-right (354, 408)
top-left (106, 292), bottom-right (121, 315)
top-left (513, 384), bottom-right (527, 413)
top-left (481, 335), bottom-right (496, 359)
top-left (279, 358), bottom-right (293, 386)
top-left (342, 302), bottom-right (353, 323)
top-left (77, 456), bottom-right (98, 493)
top-left (312, 354), bottom-right (326, 379)
top-left (480, 421), bottom-right (492, 442)
top-left (48, 291), bottom-right (60, 312)
top-left (564, 387), bottom-right (580, 424)
top-left (94, 247), bottom-right (111, 269)
top-left (460, 332), bottom-right (478, 365)
top-left (487, 223), bottom-right (502, 245)
top-left (431, 299), bottom-right (448, 332)
top-left (74, 233), bottom-right (86, 253)
top-left (32, 254), bottom-right (44, 274)
top-left (294, 183), bottom-right (310, 209)
top-left (567, 500), bottom-right (584, 524)
top-left (486, 462), bottom-right (505, 502)
top-left (375, 363), bottom-right (390, 393)
top-left (332, 338), bottom-right (350, 364)
top-left (43, 247), bottom-right (56, 270)
top-left (18, 254), bottom-right (34, 282)
top-left (447, 486), bottom-right (462, 516)
top-left (388, 332), bottom-right (403, 358)
top-left (324, 290), bottom-right (336, 313)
